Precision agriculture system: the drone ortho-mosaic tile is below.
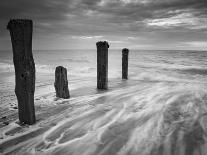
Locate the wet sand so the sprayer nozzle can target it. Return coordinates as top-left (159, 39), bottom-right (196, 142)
top-left (1, 78), bottom-right (207, 155)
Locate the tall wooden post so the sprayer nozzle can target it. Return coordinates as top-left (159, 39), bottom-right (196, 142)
top-left (54, 66), bottom-right (70, 99)
top-left (122, 48), bottom-right (129, 79)
top-left (7, 19), bottom-right (36, 125)
top-left (96, 41), bottom-right (109, 89)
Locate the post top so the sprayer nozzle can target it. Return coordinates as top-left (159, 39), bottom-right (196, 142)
top-left (55, 66), bottom-right (67, 74)
top-left (56, 66), bottom-right (66, 70)
top-left (7, 19), bottom-right (33, 30)
top-left (96, 41), bottom-right (109, 48)
top-left (122, 48), bottom-right (129, 51)
top-left (122, 48), bottom-right (129, 53)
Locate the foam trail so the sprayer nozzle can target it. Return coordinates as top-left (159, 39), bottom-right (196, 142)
top-left (1, 80), bottom-right (207, 155)
top-left (1, 50), bottom-right (207, 155)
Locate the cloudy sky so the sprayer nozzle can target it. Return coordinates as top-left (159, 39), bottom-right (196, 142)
top-left (1, 0), bottom-right (207, 50)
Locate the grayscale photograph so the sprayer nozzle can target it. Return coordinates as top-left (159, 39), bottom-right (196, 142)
top-left (0, 0), bottom-right (207, 155)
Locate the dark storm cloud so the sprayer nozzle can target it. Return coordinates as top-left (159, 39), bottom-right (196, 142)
top-left (0, 0), bottom-right (71, 20)
top-left (1, 0), bottom-right (207, 49)
top-left (1, 0), bottom-right (206, 30)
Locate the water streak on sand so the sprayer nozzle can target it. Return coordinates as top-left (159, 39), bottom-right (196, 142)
top-left (1, 80), bottom-right (207, 155)
top-left (1, 50), bottom-right (207, 155)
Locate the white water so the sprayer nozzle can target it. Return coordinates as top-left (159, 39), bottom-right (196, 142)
top-left (1, 50), bottom-right (207, 155)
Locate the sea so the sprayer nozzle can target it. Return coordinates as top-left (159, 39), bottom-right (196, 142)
top-left (1, 49), bottom-right (207, 155)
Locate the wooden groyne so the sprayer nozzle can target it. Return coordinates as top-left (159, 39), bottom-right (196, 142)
top-left (96, 41), bottom-right (109, 90)
top-left (122, 48), bottom-right (129, 79)
top-left (7, 19), bottom-right (130, 125)
top-left (54, 66), bottom-right (70, 99)
top-left (7, 19), bottom-right (36, 125)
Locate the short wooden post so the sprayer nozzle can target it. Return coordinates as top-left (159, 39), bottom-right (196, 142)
top-left (7, 19), bottom-right (36, 125)
top-left (96, 41), bottom-right (109, 89)
top-left (54, 66), bottom-right (70, 99)
top-left (122, 48), bottom-right (129, 79)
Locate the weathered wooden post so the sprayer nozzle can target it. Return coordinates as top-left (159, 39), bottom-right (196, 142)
top-left (96, 41), bottom-right (109, 89)
top-left (122, 48), bottom-right (129, 79)
top-left (7, 19), bottom-right (36, 125)
top-left (54, 66), bottom-right (70, 99)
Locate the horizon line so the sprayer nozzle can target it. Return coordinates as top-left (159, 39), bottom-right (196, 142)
top-left (1, 49), bottom-right (207, 52)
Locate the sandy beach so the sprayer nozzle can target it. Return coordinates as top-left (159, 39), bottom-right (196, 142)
top-left (1, 77), bottom-right (207, 155)
top-left (1, 50), bottom-right (207, 155)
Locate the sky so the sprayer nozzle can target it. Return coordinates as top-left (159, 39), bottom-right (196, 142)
top-left (0, 0), bottom-right (207, 50)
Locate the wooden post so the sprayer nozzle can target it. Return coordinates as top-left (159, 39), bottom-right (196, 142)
top-left (96, 41), bottom-right (109, 89)
top-left (122, 48), bottom-right (129, 79)
top-left (7, 19), bottom-right (36, 125)
top-left (54, 66), bottom-right (70, 99)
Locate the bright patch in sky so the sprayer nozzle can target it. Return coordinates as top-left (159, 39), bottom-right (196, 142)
top-left (120, 0), bottom-right (150, 4)
top-left (186, 41), bottom-right (207, 48)
top-left (71, 36), bottom-right (103, 40)
top-left (144, 13), bottom-right (207, 29)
